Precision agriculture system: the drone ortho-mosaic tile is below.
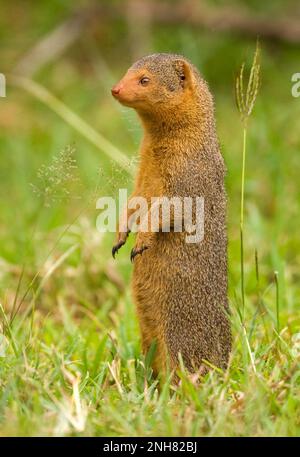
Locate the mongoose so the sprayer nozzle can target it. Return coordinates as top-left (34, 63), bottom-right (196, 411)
top-left (111, 53), bottom-right (231, 378)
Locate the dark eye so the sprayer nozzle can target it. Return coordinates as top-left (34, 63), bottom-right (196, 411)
top-left (140, 77), bottom-right (150, 86)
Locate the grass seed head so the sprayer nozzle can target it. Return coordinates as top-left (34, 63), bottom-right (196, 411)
top-left (236, 42), bottom-right (261, 126)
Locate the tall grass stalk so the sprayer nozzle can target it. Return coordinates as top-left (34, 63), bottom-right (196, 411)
top-left (274, 270), bottom-right (280, 334)
top-left (251, 249), bottom-right (270, 343)
top-left (235, 43), bottom-right (260, 322)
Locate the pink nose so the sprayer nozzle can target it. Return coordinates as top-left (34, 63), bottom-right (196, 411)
top-left (111, 84), bottom-right (122, 96)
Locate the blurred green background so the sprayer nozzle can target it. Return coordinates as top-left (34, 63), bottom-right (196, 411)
top-left (0, 0), bottom-right (299, 436)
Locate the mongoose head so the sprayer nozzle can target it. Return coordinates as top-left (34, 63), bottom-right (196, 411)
top-left (111, 53), bottom-right (207, 122)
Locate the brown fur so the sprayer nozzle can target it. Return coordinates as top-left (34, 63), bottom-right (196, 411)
top-left (112, 53), bottom-right (231, 378)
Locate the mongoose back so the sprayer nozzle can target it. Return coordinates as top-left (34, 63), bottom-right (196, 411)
top-left (111, 53), bottom-right (231, 378)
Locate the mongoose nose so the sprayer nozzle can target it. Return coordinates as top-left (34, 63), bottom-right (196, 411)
top-left (111, 84), bottom-right (121, 96)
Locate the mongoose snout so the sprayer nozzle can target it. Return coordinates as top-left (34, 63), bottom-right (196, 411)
top-left (111, 84), bottom-right (122, 96)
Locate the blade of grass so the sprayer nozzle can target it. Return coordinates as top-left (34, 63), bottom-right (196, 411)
top-left (9, 75), bottom-right (135, 176)
top-left (0, 303), bottom-right (19, 356)
top-left (240, 126), bottom-right (247, 321)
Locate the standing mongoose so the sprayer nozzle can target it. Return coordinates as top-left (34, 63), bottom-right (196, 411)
top-left (111, 53), bottom-right (231, 378)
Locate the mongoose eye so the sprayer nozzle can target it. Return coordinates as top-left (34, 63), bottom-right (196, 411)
top-left (140, 77), bottom-right (150, 86)
top-left (179, 74), bottom-right (186, 87)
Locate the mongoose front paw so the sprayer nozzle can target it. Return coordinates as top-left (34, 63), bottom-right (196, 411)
top-left (112, 240), bottom-right (125, 258)
top-left (130, 245), bottom-right (148, 262)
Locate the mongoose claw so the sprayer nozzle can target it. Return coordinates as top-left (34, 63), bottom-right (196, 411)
top-left (112, 240), bottom-right (125, 258)
top-left (130, 246), bottom-right (148, 263)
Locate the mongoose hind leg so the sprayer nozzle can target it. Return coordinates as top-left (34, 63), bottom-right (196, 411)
top-left (138, 316), bottom-right (167, 379)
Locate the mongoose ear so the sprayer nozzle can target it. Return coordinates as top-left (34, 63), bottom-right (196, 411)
top-left (174, 59), bottom-right (194, 90)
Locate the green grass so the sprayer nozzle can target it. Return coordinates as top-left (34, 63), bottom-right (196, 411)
top-left (0, 4), bottom-right (300, 436)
